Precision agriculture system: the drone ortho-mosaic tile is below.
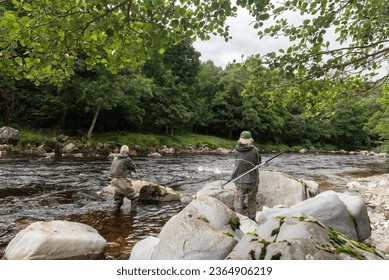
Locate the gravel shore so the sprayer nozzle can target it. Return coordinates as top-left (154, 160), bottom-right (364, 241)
top-left (346, 174), bottom-right (389, 255)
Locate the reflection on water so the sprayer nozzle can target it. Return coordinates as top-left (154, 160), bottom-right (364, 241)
top-left (0, 152), bottom-right (388, 259)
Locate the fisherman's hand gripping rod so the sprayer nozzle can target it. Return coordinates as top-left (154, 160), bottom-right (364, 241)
top-left (220, 151), bottom-right (284, 189)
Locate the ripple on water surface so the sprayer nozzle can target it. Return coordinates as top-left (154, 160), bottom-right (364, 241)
top-left (0, 153), bottom-right (388, 259)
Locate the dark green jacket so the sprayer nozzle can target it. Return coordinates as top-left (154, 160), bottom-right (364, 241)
top-left (230, 144), bottom-right (261, 185)
top-left (109, 153), bottom-right (136, 178)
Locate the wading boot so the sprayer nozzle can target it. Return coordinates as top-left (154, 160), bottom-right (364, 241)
top-left (130, 200), bottom-right (138, 213)
top-left (112, 205), bottom-right (121, 214)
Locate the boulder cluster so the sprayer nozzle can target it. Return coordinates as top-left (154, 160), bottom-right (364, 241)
top-left (4, 171), bottom-right (388, 260)
top-left (130, 172), bottom-right (388, 260)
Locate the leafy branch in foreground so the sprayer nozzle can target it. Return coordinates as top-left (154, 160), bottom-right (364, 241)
top-left (0, 0), bottom-right (237, 85)
top-left (243, 0), bottom-right (388, 85)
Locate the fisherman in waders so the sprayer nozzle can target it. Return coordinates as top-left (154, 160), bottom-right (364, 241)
top-left (109, 145), bottom-right (139, 213)
top-left (230, 131), bottom-right (261, 220)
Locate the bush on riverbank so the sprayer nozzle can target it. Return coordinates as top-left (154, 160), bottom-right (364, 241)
top-left (10, 127), bottom-right (376, 154)
top-left (88, 132), bottom-right (236, 149)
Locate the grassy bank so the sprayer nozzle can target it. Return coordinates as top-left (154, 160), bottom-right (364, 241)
top-left (16, 128), bottom-right (364, 153)
top-left (17, 129), bottom-right (237, 148)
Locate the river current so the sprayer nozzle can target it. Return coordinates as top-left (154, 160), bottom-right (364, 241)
top-left (1, 152), bottom-right (388, 259)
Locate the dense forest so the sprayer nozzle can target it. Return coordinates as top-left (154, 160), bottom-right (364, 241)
top-left (0, 0), bottom-right (388, 151)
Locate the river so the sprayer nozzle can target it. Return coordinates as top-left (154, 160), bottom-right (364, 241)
top-left (1, 152), bottom-right (388, 259)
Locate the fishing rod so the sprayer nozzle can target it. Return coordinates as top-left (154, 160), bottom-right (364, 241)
top-left (220, 151), bottom-right (284, 189)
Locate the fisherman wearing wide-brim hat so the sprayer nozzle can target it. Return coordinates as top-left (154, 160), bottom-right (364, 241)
top-left (230, 131), bottom-right (261, 219)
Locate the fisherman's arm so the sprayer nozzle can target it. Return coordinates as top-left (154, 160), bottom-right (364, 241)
top-left (125, 158), bottom-right (137, 172)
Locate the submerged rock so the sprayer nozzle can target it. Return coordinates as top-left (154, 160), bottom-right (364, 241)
top-left (100, 179), bottom-right (180, 202)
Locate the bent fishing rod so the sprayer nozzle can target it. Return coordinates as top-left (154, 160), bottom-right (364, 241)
top-left (220, 151), bottom-right (284, 189)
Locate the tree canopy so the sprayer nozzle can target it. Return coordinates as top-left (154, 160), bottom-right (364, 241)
top-left (244, 0), bottom-right (389, 85)
top-left (1, 0), bottom-right (389, 150)
top-left (1, 0), bottom-right (387, 86)
top-left (0, 0), bottom-right (237, 85)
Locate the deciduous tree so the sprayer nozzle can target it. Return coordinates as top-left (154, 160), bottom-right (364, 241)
top-left (0, 0), bottom-right (237, 85)
top-left (243, 0), bottom-right (388, 85)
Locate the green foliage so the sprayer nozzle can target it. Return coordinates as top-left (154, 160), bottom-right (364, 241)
top-left (228, 217), bottom-right (241, 231)
top-left (350, 240), bottom-right (379, 256)
top-left (1, 0), bottom-right (387, 152)
top-left (85, 132), bottom-right (236, 149)
top-left (141, 40), bottom-right (201, 136)
top-left (211, 63), bottom-right (249, 139)
top-left (0, 0), bottom-right (237, 85)
top-left (244, 0), bottom-right (389, 85)
top-left (365, 83), bottom-right (389, 150)
top-left (18, 128), bottom-right (49, 146)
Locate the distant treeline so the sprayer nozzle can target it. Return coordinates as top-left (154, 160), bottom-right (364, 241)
top-left (0, 40), bottom-right (388, 151)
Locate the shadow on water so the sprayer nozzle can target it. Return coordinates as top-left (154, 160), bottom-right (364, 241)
top-left (1, 152), bottom-right (388, 259)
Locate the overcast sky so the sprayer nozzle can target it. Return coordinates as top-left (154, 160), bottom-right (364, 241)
top-left (193, 7), bottom-right (291, 68)
top-left (193, 8), bottom-right (388, 78)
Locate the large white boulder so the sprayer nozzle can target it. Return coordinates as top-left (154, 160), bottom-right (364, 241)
top-left (257, 170), bottom-right (312, 208)
top-left (228, 215), bottom-right (386, 260)
top-left (130, 236), bottom-right (160, 260)
top-left (196, 171), bottom-right (317, 215)
top-left (319, 191), bottom-right (371, 241)
top-left (131, 196), bottom-right (243, 260)
top-left (5, 220), bottom-right (107, 260)
top-left (196, 180), bottom-right (235, 208)
top-left (256, 191), bottom-right (365, 241)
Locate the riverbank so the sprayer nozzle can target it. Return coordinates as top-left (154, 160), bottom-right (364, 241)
top-left (3, 126), bottom-right (385, 156)
top-left (1, 129), bottom-right (388, 159)
top-left (1, 139), bottom-right (388, 161)
top-left (346, 174), bottom-right (389, 255)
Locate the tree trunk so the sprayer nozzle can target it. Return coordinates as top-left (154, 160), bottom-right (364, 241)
top-left (2, 90), bottom-right (16, 125)
top-left (227, 127), bottom-right (233, 140)
top-left (87, 105), bottom-right (101, 141)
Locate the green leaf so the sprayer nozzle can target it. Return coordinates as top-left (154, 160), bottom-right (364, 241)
top-left (259, 13), bottom-right (270, 21)
top-left (171, 19), bottom-right (179, 28)
top-left (14, 57), bottom-right (23, 65)
top-left (23, 3), bottom-right (33, 11)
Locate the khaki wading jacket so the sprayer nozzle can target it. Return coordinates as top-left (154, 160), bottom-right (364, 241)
top-left (230, 144), bottom-right (261, 185)
top-left (110, 153), bottom-right (136, 178)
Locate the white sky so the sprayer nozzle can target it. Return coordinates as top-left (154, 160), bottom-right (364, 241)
top-left (193, 8), bottom-right (388, 78)
top-left (193, 7), bottom-right (292, 68)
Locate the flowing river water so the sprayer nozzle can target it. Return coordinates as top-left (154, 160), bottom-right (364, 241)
top-left (1, 152), bottom-right (388, 259)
